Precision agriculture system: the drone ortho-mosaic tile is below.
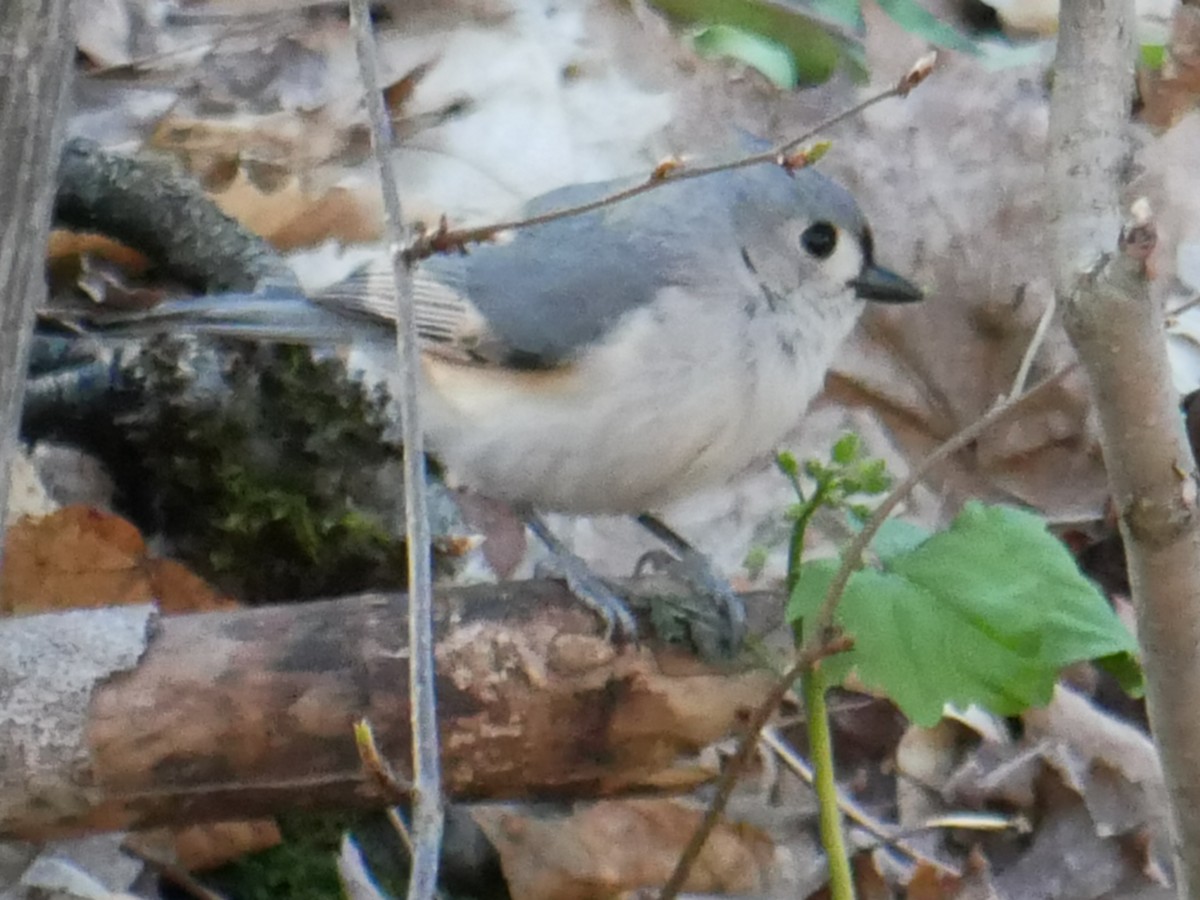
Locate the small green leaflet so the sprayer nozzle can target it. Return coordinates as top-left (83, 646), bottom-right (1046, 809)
top-left (693, 25), bottom-right (799, 88)
top-left (868, 516), bottom-right (929, 562)
top-left (789, 502), bottom-right (1143, 726)
top-left (1141, 43), bottom-right (1166, 70)
top-left (647, 0), bottom-right (860, 84)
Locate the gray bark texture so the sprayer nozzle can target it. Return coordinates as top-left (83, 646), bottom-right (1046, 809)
top-left (0, 0), bottom-right (76, 557)
top-left (1050, 0), bottom-right (1200, 894)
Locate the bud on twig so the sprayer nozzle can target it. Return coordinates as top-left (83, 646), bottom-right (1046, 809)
top-left (780, 140), bottom-right (833, 172)
top-left (899, 51), bottom-right (938, 96)
top-left (1121, 197), bottom-right (1157, 267)
top-left (650, 157), bottom-right (686, 181)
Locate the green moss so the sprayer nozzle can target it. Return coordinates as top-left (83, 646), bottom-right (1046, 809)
top-left (201, 811), bottom-right (408, 900)
top-left (118, 339), bottom-right (413, 603)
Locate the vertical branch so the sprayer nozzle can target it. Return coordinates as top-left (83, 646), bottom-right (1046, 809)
top-left (0, 0), bottom-right (76, 556)
top-left (1050, 0), bottom-right (1200, 893)
top-left (347, 2), bottom-right (444, 897)
top-left (1047, 0), bottom-right (1132, 286)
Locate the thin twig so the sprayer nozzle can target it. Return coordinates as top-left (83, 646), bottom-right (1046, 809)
top-left (1009, 288), bottom-right (1057, 399)
top-left (348, 3), bottom-right (443, 899)
top-left (1166, 293), bottom-right (1200, 318)
top-left (407, 52), bottom-right (938, 262)
top-left (895, 812), bottom-right (1025, 837)
top-left (804, 364), bottom-right (1077, 651)
top-left (657, 364), bottom-right (1075, 900)
top-left (656, 633), bottom-right (853, 900)
top-left (355, 719), bottom-right (416, 857)
top-left (761, 725), bottom-right (961, 877)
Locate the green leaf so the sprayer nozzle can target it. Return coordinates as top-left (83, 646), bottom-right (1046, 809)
top-left (777, 450), bottom-right (800, 480)
top-left (693, 25), bottom-right (798, 88)
top-left (648, 0), bottom-right (857, 84)
top-left (1141, 43), bottom-right (1166, 70)
top-left (857, 459), bottom-right (891, 494)
top-left (789, 503), bottom-right (1142, 725)
top-left (848, 503), bottom-right (872, 522)
top-left (1096, 651), bottom-right (1145, 696)
top-left (869, 517), bottom-right (930, 561)
top-left (873, 0), bottom-right (981, 54)
top-left (744, 544), bottom-right (770, 579)
top-left (831, 432), bottom-right (860, 465)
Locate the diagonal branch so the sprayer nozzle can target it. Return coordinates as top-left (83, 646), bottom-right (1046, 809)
top-left (657, 366), bottom-right (1074, 899)
top-left (407, 52), bottom-right (938, 262)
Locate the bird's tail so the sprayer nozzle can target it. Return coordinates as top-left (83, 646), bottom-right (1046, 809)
top-left (42, 293), bottom-right (375, 347)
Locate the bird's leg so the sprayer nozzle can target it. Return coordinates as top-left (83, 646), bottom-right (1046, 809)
top-left (634, 513), bottom-right (748, 656)
top-left (523, 511), bottom-right (639, 643)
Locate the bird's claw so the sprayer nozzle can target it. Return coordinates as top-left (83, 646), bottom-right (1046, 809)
top-left (535, 552), bottom-right (639, 644)
top-left (634, 548), bottom-right (747, 658)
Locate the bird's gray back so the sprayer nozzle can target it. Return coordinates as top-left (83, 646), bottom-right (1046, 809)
top-left (417, 163), bottom-right (867, 368)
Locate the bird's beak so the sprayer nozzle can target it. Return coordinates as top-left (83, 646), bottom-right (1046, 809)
top-left (851, 263), bottom-right (923, 304)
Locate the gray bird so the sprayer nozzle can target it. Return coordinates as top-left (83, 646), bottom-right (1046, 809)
top-left (77, 160), bottom-right (922, 650)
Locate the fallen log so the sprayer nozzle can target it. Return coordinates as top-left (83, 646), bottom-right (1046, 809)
top-left (0, 579), bottom-right (773, 841)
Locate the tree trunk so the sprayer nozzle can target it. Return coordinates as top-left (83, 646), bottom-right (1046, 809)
top-left (0, 0), bottom-right (76, 556)
top-left (1050, 0), bottom-right (1200, 892)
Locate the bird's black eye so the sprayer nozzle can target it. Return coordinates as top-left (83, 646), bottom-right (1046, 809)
top-left (801, 222), bottom-right (838, 259)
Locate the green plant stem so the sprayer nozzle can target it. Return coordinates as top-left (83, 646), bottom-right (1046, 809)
top-left (802, 665), bottom-right (856, 900)
top-left (789, 477), bottom-right (855, 899)
top-left (787, 481), bottom-right (829, 595)
top-left (659, 369), bottom-right (1073, 900)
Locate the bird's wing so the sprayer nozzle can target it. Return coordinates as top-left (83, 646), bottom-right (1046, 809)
top-left (312, 178), bottom-right (711, 369)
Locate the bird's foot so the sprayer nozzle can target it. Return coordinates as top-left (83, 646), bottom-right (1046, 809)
top-left (635, 515), bottom-right (748, 659)
top-left (526, 513), bottom-right (639, 643)
top-left (535, 551), bottom-right (639, 643)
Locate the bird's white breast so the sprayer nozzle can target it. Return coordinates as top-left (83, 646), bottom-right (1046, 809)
top-left (420, 284), bottom-right (865, 514)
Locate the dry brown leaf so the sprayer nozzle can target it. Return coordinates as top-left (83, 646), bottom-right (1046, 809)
top-left (0, 506), bottom-right (236, 615)
top-left (907, 861), bottom-right (962, 900)
top-left (74, 254), bottom-right (173, 311)
top-left (831, 298), bottom-right (1105, 523)
top-left (908, 847), bottom-right (1003, 900)
top-left (1022, 686), bottom-right (1169, 852)
top-left (383, 61), bottom-right (435, 117)
top-left (808, 852), bottom-right (893, 900)
top-left (171, 818), bottom-right (284, 871)
top-left (47, 231), bottom-right (152, 277)
top-left (991, 770), bottom-right (1171, 899)
top-left (210, 170), bottom-right (383, 249)
top-left (472, 798), bottom-right (774, 900)
top-left (148, 558), bottom-right (239, 614)
top-left (1138, 5), bottom-right (1200, 130)
top-left (148, 107), bottom-right (385, 246)
top-left (895, 718), bottom-right (1003, 838)
top-left (149, 107), bottom-right (358, 186)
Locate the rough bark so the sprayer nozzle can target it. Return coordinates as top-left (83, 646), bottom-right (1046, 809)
top-left (0, 580), bottom-right (773, 843)
top-left (54, 138), bottom-right (298, 294)
top-left (0, 0), bottom-right (76, 556)
top-left (1050, 0), bottom-right (1200, 893)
